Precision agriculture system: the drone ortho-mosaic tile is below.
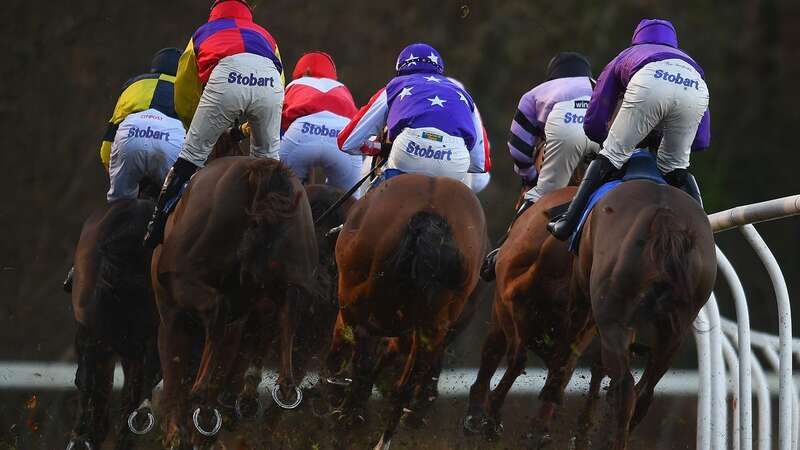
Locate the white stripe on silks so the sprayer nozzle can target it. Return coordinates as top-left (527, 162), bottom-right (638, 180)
top-left (287, 77), bottom-right (344, 93)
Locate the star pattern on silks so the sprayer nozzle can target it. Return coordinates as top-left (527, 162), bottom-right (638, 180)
top-left (404, 53), bottom-right (417, 66)
top-left (427, 95), bottom-right (447, 108)
top-left (424, 75), bottom-right (441, 83)
top-left (428, 52), bottom-right (439, 65)
top-left (458, 92), bottom-right (469, 105)
top-left (398, 86), bottom-right (413, 100)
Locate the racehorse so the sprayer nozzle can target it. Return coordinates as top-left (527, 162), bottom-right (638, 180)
top-left (464, 186), bottom-right (598, 448)
top-left (67, 197), bottom-right (160, 450)
top-left (325, 174), bottom-right (488, 449)
top-left (151, 156), bottom-right (318, 449)
top-left (466, 156), bottom-right (716, 449)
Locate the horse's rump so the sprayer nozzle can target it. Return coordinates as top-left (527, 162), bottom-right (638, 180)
top-left (72, 199), bottom-right (155, 340)
top-left (336, 174), bottom-right (486, 333)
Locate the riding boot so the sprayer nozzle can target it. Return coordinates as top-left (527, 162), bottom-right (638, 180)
top-left (480, 200), bottom-right (534, 282)
top-left (664, 168), bottom-right (703, 207)
top-left (143, 157), bottom-right (199, 249)
top-left (63, 266), bottom-right (74, 293)
top-left (546, 155), bottom-right (616, 241)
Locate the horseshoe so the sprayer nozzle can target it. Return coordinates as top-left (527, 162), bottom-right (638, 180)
top-left (191, 407), bottom-right (222, 437)
top-left (127, 407), bottom-right (156, 435)
top-left (271, 384), bottom-right (303, 409)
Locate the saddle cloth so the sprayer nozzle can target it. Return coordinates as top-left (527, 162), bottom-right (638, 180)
top-left (568, 150), bottom-right (666, 253)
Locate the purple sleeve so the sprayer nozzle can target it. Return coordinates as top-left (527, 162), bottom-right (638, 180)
top-left (584, 57), bottom-right (623, 145)
top-left (508, 92), bottom-right (543, 182)
top-left (691, 108), bottom-right (711, 151)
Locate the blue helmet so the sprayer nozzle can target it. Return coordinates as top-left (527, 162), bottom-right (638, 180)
top-left (395, 43), bottom-right (444, 76)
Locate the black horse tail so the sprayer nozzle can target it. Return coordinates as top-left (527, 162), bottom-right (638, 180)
top-left (642, 207), bottom-right (696, 323)
top-left (387, 211), bottom-right (466, 305)
top-left (238, 159), bottom-right (300, 287)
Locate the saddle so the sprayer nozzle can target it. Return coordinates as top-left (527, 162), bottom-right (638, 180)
top-left (555, 150), bottom-right (666, 253)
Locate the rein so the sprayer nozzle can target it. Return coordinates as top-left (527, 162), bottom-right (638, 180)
top-left (313, 155), bottom-right (387, 226)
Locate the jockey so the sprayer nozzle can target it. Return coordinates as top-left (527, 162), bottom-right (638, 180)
top-left (449, 77), bottom-right (492, 194)
top-left (481, 52), bottom-right (596, 281)
top-left (65, 48), bottom-right (184, 293)
top-left (338, 43), bottom-right (490, 186)
top-left (513, 52), bottom-right (598, 209)
top-left (548, 19), bottom-right (710, 240)
top-left (144, 0), bottom-right (285, 248)
top-left (99, 48), bottom-right (182, 175)
top-left (279, 51), bottom-right (363, 194)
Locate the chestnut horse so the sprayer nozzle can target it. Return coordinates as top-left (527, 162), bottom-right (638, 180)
top-left (466, 177), bottom-right (715, 449)
top-left (325, 174), bottom-right (488, 449)
top-left (152, 157), bottom-right (318, 449)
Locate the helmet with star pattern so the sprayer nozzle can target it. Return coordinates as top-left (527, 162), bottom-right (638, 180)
top-left (396, 43), bottom-right (444, 76)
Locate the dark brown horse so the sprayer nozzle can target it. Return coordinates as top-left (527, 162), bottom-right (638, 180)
top-left (325, 174), bottom-right (488, 449)
top-left (152, 157), bottom-right (318, 449)
top-left (68, 198), bottom-right (161, 450)
top-left (576, 181), bottom-right (715, 449)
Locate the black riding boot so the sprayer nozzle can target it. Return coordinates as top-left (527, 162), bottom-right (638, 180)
top-left (547, 155), bottom-right (616, 241)
top-left (63, 266), bottom-right (74, 293)
top-left (664, 168), bottom-right (703, 207)
top-left (480, 200), bottom-right (535, 282)
top-left (143, 158), bottom-right (199, 249)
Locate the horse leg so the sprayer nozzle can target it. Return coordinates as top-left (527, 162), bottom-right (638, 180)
top-left (375, 326), bottom-right (447, 450)
top-left (464, 303), bottom-right (508, 435)
top-left (324, 311), bottom-right (356, 407)
top-left (403, 341), bottom-right (443, 429)
top-left (114, 356), bottom-right (144, 450)
top-left (630, 322), bottom-right (682, 430)
top-left (273, 285), bottom-right (305, 409)
top-left (69, 325), bottom-right (115, 449)
top-left (572, 361), bottom-right (605, 450)
top-left (158, 309), bottom-right (195, 449)
top-left (336, 324), bottom-right (380, 428)
top-left (189, 304), bottom-right (245, 444)
top-left (595, 319), bottom-right (636, 450)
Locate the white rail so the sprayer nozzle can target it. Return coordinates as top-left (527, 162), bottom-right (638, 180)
top-left (696, 194), bottom-right (800, 450)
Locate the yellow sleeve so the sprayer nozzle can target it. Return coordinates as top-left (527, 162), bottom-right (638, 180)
top-left (174, 39), bottom-right (203, 129)
top-left (100, 140), bottom-right (112, 166)
top-left (273, 44), bottom-right (285, 87)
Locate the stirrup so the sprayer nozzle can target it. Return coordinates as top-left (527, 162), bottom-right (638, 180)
top-left (480, 249), bottom-right (500, 282)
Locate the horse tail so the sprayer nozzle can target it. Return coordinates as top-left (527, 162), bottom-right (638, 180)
top-left (642, 207), bottom-right (696, 321)
top-left (386, 211), bottom-right (466, 305)
top-left (238, 159), bottom-right (300, 286)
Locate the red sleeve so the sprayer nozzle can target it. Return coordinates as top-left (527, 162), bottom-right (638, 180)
top-left (482, 125), bottom-right (491, 172)
top-left (337, 87), bottom-right (386, 151)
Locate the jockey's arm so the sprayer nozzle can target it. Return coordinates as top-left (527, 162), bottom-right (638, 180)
top-left (174, 40), bottom-right (203, 130)
top-left (508, 93), bottom-right (542, 182)
top-left (338, 88), bottom-right (389, 156)
top-left (583, 57), bottom-right (624, 145)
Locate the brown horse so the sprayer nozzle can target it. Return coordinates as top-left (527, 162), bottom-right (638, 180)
top-left (575, 181), bottom-right (715, 449)
top-left (465, 186), bottom-right (597, 448)
top-left (325, 174), bottom-right (488, 449)
top-left (68, 198), bottom-right (161, 450)
top-left (152, 157), bottom-right (318, 449)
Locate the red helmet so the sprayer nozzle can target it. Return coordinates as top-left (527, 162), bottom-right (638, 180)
top-left (292, 51), bottom-right (337, 80)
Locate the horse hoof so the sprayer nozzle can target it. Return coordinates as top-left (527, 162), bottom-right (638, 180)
top-left (325, 376), bottom-right (353, 387)
top-left (462, 415), bottom-right (483, 436)
top-left (271, 385), bottom-right (303, 410)
top-left (234, 395), bottom-right (261, 419)
top-left (128, 406), bottom-right (156, 435)
top-left (66, 439), bottom-right (93, 450)
top-left (481, 417), bottom-right (504, 441)
top-left (402, 409), bottom-right (428, 429)
top-left (192, 407), bottom-right (223, 437)
top-left (523, 431), bottom-right (553, 449)
top-left (332, 408), bottom-right (367, 428)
